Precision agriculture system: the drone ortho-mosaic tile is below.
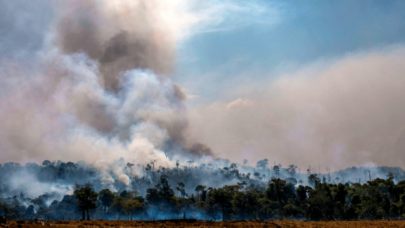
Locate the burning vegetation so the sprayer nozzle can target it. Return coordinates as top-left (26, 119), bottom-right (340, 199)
top-left (1, 160), bottom-right (405, 221)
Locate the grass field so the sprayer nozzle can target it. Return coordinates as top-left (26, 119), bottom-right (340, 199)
top-left (5, 220), bottom-right (405, 228)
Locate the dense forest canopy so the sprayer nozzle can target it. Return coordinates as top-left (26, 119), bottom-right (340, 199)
top-left (1, 159), bottom-right (405, 221)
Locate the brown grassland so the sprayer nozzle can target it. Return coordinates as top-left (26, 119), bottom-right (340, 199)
top-left (5, 220), bottom-right (405, 228)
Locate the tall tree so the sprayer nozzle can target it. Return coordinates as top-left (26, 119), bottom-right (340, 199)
top-left (308, 174), bottom-right (320, 188)
top-left (287, 165), bottom-right (297, 177)
top-left (273, 165), bottom-right (280, 178)
top-left (256, 159), bottom-right (269, 170)
top-left (176, 182), bottom-right (188, 198)
top-left (74, 183), bottom-right (98, 220)
top-left (195, 185), bottom-right (206, 201)
top-left (99, 189), bottom-right (114, 213)
top-left (122, 199), bottom-right (144, 220)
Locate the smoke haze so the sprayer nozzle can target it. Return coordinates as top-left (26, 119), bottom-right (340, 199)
top-left (187, 47), bottom-right (405, 170)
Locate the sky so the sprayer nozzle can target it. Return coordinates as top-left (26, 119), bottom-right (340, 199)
top-left (175, 0), bottom-right (405, 104)
top-left (1, 0), bottom-right (405, 171)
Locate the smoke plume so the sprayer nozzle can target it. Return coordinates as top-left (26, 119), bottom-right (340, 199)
top-left (0, 0), bottom-right (216, 186)
top-left (56, 0), bottom-right (176, 91)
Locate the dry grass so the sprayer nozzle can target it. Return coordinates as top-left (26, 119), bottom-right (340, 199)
top-left (5, 220), bottom-right (405, 228)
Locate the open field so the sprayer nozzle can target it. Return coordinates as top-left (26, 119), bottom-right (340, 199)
top-left (5, 220), bottom-right (405, 228)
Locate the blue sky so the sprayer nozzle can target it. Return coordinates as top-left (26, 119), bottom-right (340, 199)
top-left (174, 0), bottom-right (405, 105)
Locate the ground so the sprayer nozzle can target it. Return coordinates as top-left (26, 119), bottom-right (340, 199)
top-left (5, 220), bottom-right (405, 228)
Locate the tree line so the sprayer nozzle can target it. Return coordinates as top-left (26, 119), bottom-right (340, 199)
top-left (2, 172), bottom-right (405, 221)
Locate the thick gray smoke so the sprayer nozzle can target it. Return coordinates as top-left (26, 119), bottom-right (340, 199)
top-left (56, 0), bottom-right (175, 91)
top-left (0, 0), bottom-right (214, 187)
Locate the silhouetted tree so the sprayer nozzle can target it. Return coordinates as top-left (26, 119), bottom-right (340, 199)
top-left (195, 185), bottom-right (206, 201)
top-left (287, 165), bottom-right (297, 177)
top-left (256, 159), bottom-right (269, 170)
top-left (176, 182), bottom-right (188, 198)
top-left (308, 174), bottom-right (320, 188)
top-left (99, 189), bottom-right (114, 212)
top-left (74, 183), bottom-right (98, 220)
top-left (273, 165), bottom-right (280, 178)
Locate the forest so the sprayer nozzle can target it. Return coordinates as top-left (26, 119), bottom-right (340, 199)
top-left (1, 159), bottom-right (405, 221)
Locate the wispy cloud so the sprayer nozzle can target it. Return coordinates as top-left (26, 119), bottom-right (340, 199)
top-left (164, 0), bottom-right (282, 41)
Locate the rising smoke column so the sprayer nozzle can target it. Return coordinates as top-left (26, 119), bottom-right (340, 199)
top-left (55, 0), bottom-right (187, 142)
top-left (56, 0), bottom-right (175, 90)
top-left (0, 0), bottom-right (212, 187)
